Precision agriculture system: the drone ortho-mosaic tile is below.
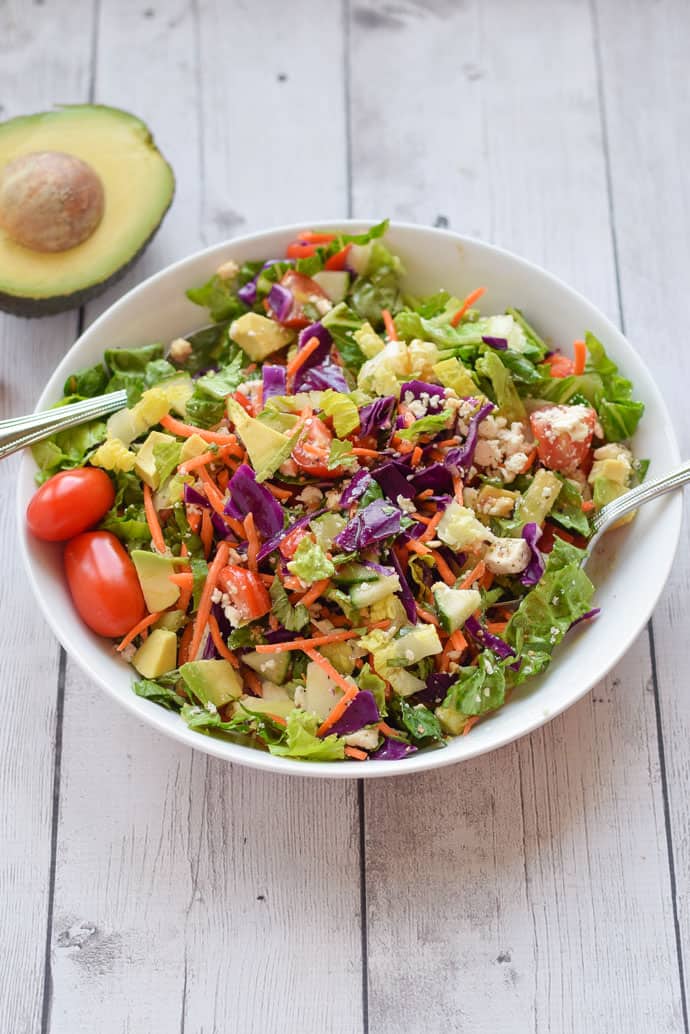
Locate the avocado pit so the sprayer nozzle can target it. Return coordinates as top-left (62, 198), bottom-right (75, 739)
top-left (0, 150), bottom-right (105, 252)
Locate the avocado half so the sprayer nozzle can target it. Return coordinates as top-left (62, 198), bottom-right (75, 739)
top-left (0, 105), bottom-right (175, 317)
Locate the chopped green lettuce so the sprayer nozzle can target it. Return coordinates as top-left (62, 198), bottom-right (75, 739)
top-left (319, 389), bottom-right (360, 437)
top-left (269, 580), bottom-right (309, 632)
top-left (475, 349), bottom-right (526, 421)
top-left (287, 536), bottom-right (335, 585)
top-left (268, 710), bottom-right (345, 761)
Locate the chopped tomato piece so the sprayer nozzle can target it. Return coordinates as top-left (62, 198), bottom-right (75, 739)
top-left (279, 525), bottom-right (309, 559)
top-left (292, 415), bottom-right (342, 478)
top-left (324, 245), bottom-right (351, 271)
top-left (529, 404), bottom-right (596, 473)
top-left (544, 353), bottom-right (575, 377)
top-left (217, 565), bottom-right (271, 621)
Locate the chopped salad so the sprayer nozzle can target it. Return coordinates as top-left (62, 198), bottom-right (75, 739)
top-left (27, 221), bottom-right (647, 763)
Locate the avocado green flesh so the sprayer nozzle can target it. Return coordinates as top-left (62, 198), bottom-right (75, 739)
top-left (0, 105), bottom-right (174, 316)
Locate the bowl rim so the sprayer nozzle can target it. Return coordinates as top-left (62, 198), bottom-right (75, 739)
top-left (17, 219), bottom-right (683, 779)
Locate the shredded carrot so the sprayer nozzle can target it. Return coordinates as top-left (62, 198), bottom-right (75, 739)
top-left (351, 447), bottom-right (381, 459)
top-left (242, 667), bottom-right (264, 697)
top-left (573, 339), bottom-right (587, 376)
top-left (459, 560), bottom-right (486, 590)
top-left (116, 611), bottom-right (163, 652)
top-left (450, 629), bottom-right (468, 652)
top-left (436, 437), bottom-right (459, 449)
top-left (519, 448), bottom-right (537, 475)
top-left (188, 541), bottom-right (230, 662)
top-left (225, 514), bottom-right (246, 538)
top-left (178, 443), bottom-right (240, 475)
top-left (450, 286), bottom-right (486, 327)
top-left (198, 466), bottom-right (227, 514)
top-left (143, 483), bottom-right (167, 554)
top-left (258, 573), bottom-right (275, 586)
top-left (581, 499), bottom-right (595, 513)
top-left (486, 621), bottom-right (508, 634)
top-left (430, 550), bottom-right (456, 587)
top-left (283, 575), bottom-right (304, 592)
top-left (419, 509), bottom-right (444, 543)
top-left (344, 746), bottom-right (368, 761)
top-left (416, 488), bottom-right (434, 501)
top-left (178, 621), bottom-right (194, 665)
top-left (286, 335), bottom-right (322, 390)
top-left (297, 577), bottom-right (332, 609)
top-left (216, 468), bottom-right (229, 492)
top-left (381, 308), bottom-right (398, 341)
top-left (410, 446), bottom-right (423, 467)
top-left (169, 571), bottom-right (193, 613)
top-left (480, 567), bottom-right (494, 590)
top-left (200, 509), bottom-right (213, 558)
top-left (405, 539), bottom-right (431, 557)
top-left (415, 603), bottom-right (440, 626)
top-left (315, 688), bottom-right (359, 737)
top-left (413, 512), bottom-right (433, 526)
top-left (463, 716), bottom-right (481, 735)
top-left (255, 628), bottom-right (360, 653)
top-left (160, 414), bottom-right (238, 447)
top-left (266, 483), bottom-right (293, 501)
top-left (452, 476), bottom-right (464, 502)
top-left (267, 713), bottom-right (287, 726)
top-left (186, 508), bottom-right (202, 534)
top-left (207, 613), bottom-right (239, 667)
top-left (306, 649), bottom-right (359, 703)
top-left (377, 721), bottom-right (406, 741)
top-left (244, 513), bottom-right (260, 573)
top-left (180, 543), bottom-right (189, 558)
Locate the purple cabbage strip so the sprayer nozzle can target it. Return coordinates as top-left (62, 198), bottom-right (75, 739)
top-left (520, 522), bottom-right (545, 587)
top-left (444, 400), bottom-right (495, 476)
top-left (237, 281), bottom-right (257, 305)
top-left (184, 484), bottom-right (211, 509)
top-left (334, 499), bottom-right (402, 552)
top-left (201, 629), bottom-right (219, 660)
top-left (295, 360), bottom-right (349, 393)
top-left (211, 512), bottom-right (235, 541)
top-left (481, 335), bottom-right (508, 349)
top-left (268, 283), bottom-right (293, 322)
top-left (340, 469), bottom-right (374, 507)
top-left (408, 462), bottom-right (454, 497)
top-left (396, 520), bottom-right (427, 544)
top-left (223, 463), bottom-right (284, 539)
top-left (413, 672), bottom-right (456, 709)
top-left (256, 508), bottom-right (325, 562)
top-left (262, 363), bottom-right (287, 401)
top-left (211, 602), bottom-right (233, 640)
top-left (264, 628), bottom-right (296, 644)
top-left (389, 547), bottom-right (418, 624)
top-left (464, 614), bottom-right (516, 660)
top-left (399, 380), bottom-right (446, 401)
top-left (358, 395), bottom-right (397, 440)
top-left (328, 691), bottom-right (380, 736)
top-left (569, 608), bottom-right (601, 630)
top-left (372, 738), bottom-right (418, 761)
top-left (297, 321), bottom-right (332, 367)
top-left (372, 460), bottom-right (416, 501)
top-left (362, 560), bottom-right (396, 576)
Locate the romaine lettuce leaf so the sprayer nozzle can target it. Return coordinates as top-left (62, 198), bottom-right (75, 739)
top-left (319, 389), bottom-right (360, 436)
top-left (32, 418), bottom-right (107, 483)
top-left (321, 302), bottom-right (367, 371)
top-left (268, 709), bottom-right (345, 761)
top-left (287, 536), bottom-right (335, 584)
top-left (475, 349), bottom-right (526, 421)
top-left (441, 651), bottom-right (507, 717)
top-left (269, 579), bottom-right (309, 632)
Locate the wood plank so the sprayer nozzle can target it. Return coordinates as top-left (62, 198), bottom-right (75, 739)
top-left (349, 0), bottom-right (684, 1030)
top-left (50, 3), bottom-right (362, 1032)
top-left (594, 0), bottom-right (690, 1013)
top-left (0, 1), bottom-right (95, 1030)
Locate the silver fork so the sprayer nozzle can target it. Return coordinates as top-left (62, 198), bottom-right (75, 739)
top-left (584, 458), bottom-right (689, 561)
top-left (0, 390), bottom-right (128, 461)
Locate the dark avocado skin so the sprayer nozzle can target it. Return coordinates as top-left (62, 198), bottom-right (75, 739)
top-left (0, 189), bottom-right (174, 318)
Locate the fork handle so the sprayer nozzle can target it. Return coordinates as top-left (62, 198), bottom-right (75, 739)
top-left (594, 459), bottom-right (690, 529)
top-left (0, 390), bottom-right (128, 462)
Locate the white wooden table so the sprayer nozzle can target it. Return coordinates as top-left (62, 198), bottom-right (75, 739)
top-left (2, 1), bottom-right (688, 1030)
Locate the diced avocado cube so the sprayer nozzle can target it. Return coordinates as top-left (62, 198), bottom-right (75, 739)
top-left (132, 628), bottom-right (178, 679)
top-left (180, 433), bottom-right (209, 462)
top-left (241, 650), bottom-right (291, 685)
top-left (321, 640), bottom-right (356, 676)
top-left (435, 705), bottom-right (469, 736)
top-left (180, 659), bottom-right (243, 707)
top-left (432, 585), bottom-right (481, 633)
top-left (235, 694), bottom-right (294, 719)
top-left (476, 484), bottom-right (518, 517)
top-left (229, 312), bottom-right (295, 362)
top-left (134, 430), bottom-right (178, 489)
top-left (131, 550), bottom-right (180, 612)
top-left (154, 610), bottom-right (188, 632)
top-left (518, 469), bottom-right (562, 525)
top-left (226, 397), bottom-right (296, 482)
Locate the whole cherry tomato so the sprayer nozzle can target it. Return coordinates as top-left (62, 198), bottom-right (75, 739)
top-left (27, 467), bottom-right (115, 542)
top-left (64, 531), bottom-right (146, 637)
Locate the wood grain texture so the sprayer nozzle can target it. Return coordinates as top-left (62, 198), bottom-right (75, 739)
top-left (0, 2), bottom-right (94, 1030)
top-left (49, 3), bottom-right (363, 1033)
top-left (349, 0), bottom-right (684, 1030)
top-left (594, 0), bottom-right (690, 1015)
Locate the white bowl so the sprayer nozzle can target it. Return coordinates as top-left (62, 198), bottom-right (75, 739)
top-left (17, 221), bottom-right (682, 778)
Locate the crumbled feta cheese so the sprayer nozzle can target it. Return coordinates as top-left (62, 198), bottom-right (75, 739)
top-left (120, 643), bottom-right (136, 663)
top-left (343, 728), bottom-right (380, 751)
top-left (169, 337), bottom-right (193, 363)
top-left (297, 486), bottom-right (324, 508)
top-left (396, 494), bottom-right (416, 514)
top-left (216, 259), bottom-right (239, 280)
top-left (325, 489), bottom-right (342, 511)
top-left (313, 296), bottom-right (332, 317)
top-left (205, 700), bottom-right (218, 714)
top-left (484, 537), bottom-right (531, 575)
top-left (473, 416), bottom-right (533, 484)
